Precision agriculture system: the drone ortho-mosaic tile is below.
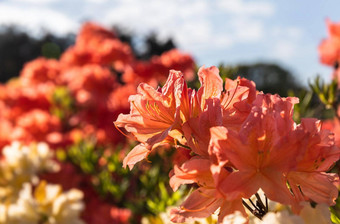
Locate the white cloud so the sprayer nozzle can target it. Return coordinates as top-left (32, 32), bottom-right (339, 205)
top-left (0, 0), bottom-right (276, 55)
top-left (270, 27), bottom-right (304, 60)
top-left (273, 40), bottom-right (296, 59)
top-left (217, 0), bottom-right (274, 16)
top-left (11, 0), bottom-right (56, 4)
top-left (214, 0), bottom-right (275, 44)
top-left (85, 0), bottom-right (108, 3)
top-left (272, 27), bottom-right (303, 40)
top-left (0, 3), bottom-right (79, 36)
top-left (101, 0), bottom-right (274, 56)
top-left (229, 18), bottom-right (264, 41)
top-left (102, 0), bottom-right (218, 52)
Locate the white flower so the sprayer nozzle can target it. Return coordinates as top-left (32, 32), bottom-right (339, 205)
top-left (34, 181), bottom-right (85, 224)
top-left (299, 203), bottom-right (332, 224)
top-left (2, 141), bottom-right (59, 174)
top-left (5, 183), bottom-right (40, 224)
top-left (259, 210), bottom-right (304, 224)
top-left (252, 202), bottom-right (332, 224)
top-left (0, 181), bottom-right (85, 224)
top-left (0, 141), bottom-right (59, 201)
top-left (221, 211), bottom-right (248, 224)
top-left (49, 189), bottom-right (84, 224)
top-left (142, 206), bottom-right (219, 224)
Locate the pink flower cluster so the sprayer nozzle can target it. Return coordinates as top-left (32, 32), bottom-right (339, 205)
top-left (115, 66), bottom-right (340, 223)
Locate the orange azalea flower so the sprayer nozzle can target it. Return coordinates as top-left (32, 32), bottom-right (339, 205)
top-left (180, 66), bottom-right (224, 157)
top-left (60, 22), bottom-right (133, 68)
top-left (116, 66), bottom-right (258, 167)
top-left (322, 118), bottom-right (340, 147)
top-left (183, 67), bottom-right (257, 157)
top-left (319, 19), bottom-right (340, 67)
top-left (121, 49), bottom-right (195, 87)
top-left (209, 93), bottom-right (340, 211)
top-left (182, 98), bottom-right (222, 157)
top-left (209, 94), bottom-right (301, 205)
top-left (287, 118), bottom-right (340, 209)
top-left (61, 64), bottom-right (117, 108)
top-left (12, 109), bottom-right (61, 145)
top-left (221, 77), bottom-right (256, 130)
top-left (115, 70), bottom-right (189, 169)
top-left (169, 157), bottom-right (245, 223)
top-left (20, 58), bottom-right (61, 86)
top-left (196, 66), bottom-right (223, 111)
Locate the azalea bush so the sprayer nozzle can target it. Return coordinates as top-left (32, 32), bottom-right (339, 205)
top-left (0, 22), bottom-right (194, 223)
top-left (0, 19), bottom-right (340, 224)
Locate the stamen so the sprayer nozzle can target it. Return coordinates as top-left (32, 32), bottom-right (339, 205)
top-left (265, 194), bottom-right (268, 213)
top-left (242, 199), bottom-right (255, 214)
top-left (113, 123), bottom-right (134, 140)
top-left (144, 101), bottom-right (173, 124)
top-left (255, 193), bottom-right (267, 214)
top-left (145, 100), bottom-right (156, 117)
top-left (191, 134), bottom-right (200, 150)
top-left (242, 192), bottom-right (269, 220)
top-left (145, 155), bottom-right (152, 163)
top-left (153, 102), bottom-right (161, 114)
top-left (132, 101), bottom-right (145, 117)
top-left (223, 80), bottom-right (240, 109)
top-left (248, 198), bottom-right (258, 210)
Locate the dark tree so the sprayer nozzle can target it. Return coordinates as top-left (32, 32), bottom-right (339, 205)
top-left (0, 25), bottom-right (177, 83)
top-left (115, 27), bottom-right (175, 60)
top-left (219, 63), bottom-right (303, 96)
top-left (0, 26), bottom-right (74, 83)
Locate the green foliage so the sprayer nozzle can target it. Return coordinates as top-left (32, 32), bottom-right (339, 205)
top-left (309, 76), bottom-right (337, 110)
top-left (67, 141), bottom-right (99, 174)
top-left (41, 42), bottom-right (61, 59)
top-left (331, 198), bottom-right (340, 224)
top-left (146, 182), bottom-right (184, 215)
top-left (50, 86), bottom-right (75, 121)
top-left (218, 63), bottom-right (237, 80)
top-left (288, 89), bottom-right (314, 123)
top-left (59, 140), bottom-right (186, 220)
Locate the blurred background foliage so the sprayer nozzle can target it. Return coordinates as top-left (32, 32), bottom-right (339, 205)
top-left (55, 139), bottom-right (187, 223)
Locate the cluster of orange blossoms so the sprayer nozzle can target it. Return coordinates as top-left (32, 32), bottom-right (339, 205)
top-left (319, 19), bottom-right (340, 88)
top-left (0, 22), bottom-right (194, 223)
top-left (116, 66), bottom-right (340, 223)
top-left (319, 19), bottom-right (340, 69)
top-left (319, 20), bottom-right (340, 147)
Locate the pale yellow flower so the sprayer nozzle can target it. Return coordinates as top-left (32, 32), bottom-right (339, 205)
top-left (299, 203), bottom-right (331, 224)
top-left (253, 202), bottom-right (331, 224)
top-left (34, 180), bottom-right (85, 224)
top-left (0, 142), bottom-right (59, 202)
top-left (5, 183), bottom-right (40, 224)
top-left (0, 181), bottom-right (85, 224)
top-left (2, 141), bottom-right (59, 174)
top-left (142, 206), bottom-right (219, 224)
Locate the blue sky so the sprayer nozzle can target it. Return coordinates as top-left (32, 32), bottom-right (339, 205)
top-left (0, 0), bottom-right (340, 85)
